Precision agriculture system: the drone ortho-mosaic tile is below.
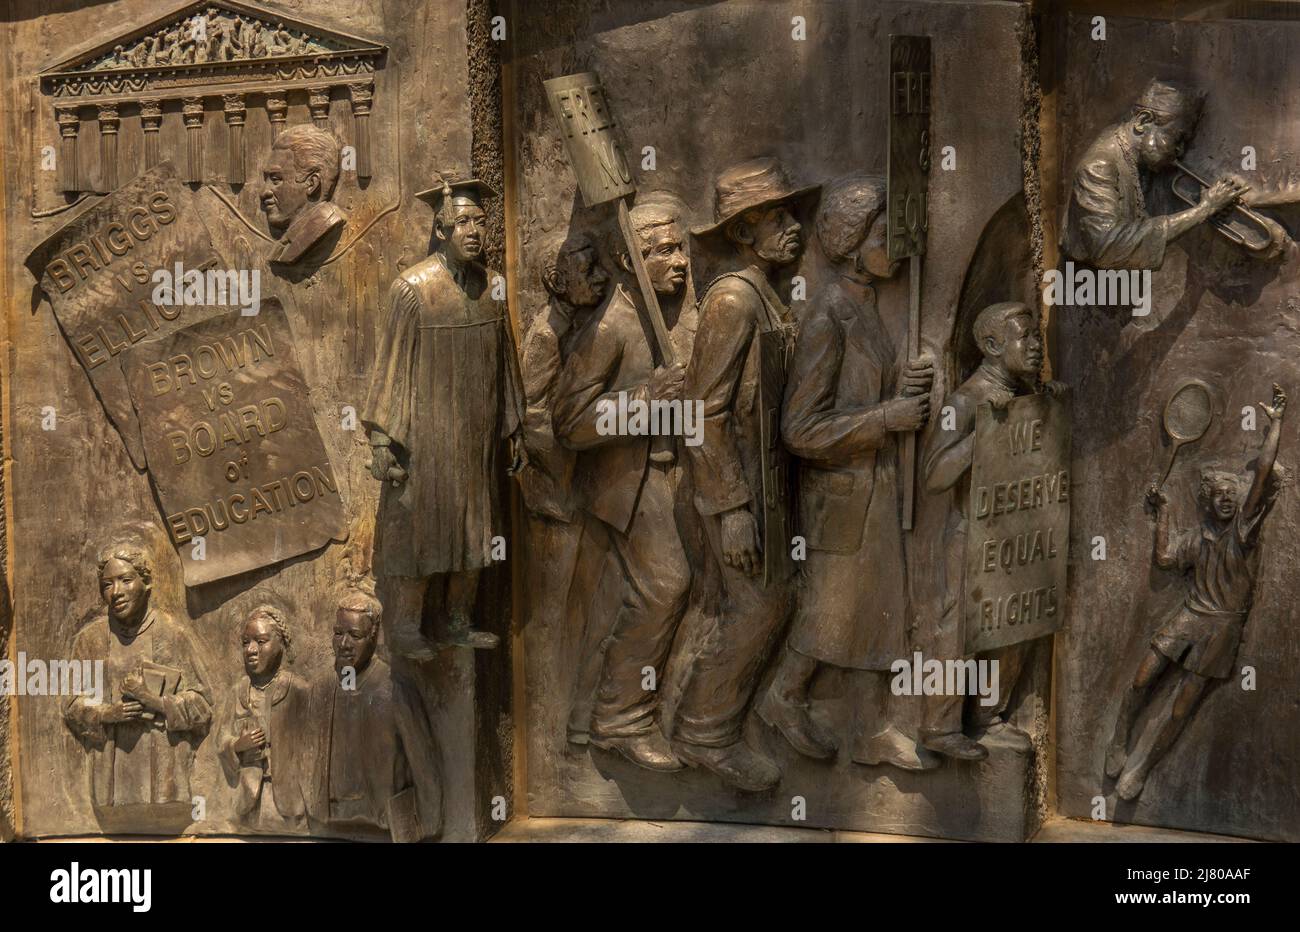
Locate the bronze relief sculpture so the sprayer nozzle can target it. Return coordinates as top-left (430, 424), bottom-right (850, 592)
top-left (9, 0), bottom-right (1300, 850)
top-left (761, 172), bottom-right (936, 771)
top-left (669, 157), bottom-right (817, 792)
top-left (518, 231), bottom-right (610, 524)
top-left (64, 539), bottom-right (213, 829)
top-left (551, 192), bottom-right (696, 771)
top-left (1107, 386), bottom-right (1286, 800)
top-left (259, 124), bottom-right (348, 265)
top-left (922, 302), bottom-right (1064, 760)
top-left (314, 587), bottom-right (443, 842)
top-left (217, 604), bottom-right (314, 834)
top-left (1061, 79), bottom-right (1248, 270)
top-left (363, 177), bottom-right (523, 657)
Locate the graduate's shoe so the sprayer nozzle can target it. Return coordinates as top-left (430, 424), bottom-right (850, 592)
top-left (442, 615), bottom-right (500, 650)
top-left (590, 731), bottom-right (684, 772)
top-left (852, 726), bottom-right (941, 771)
top-left (921, 732), bottom-right (989, 761)
top-left (1116, 762), bottom-right (1150, 800)
top-left (674, 740), bottom-right (782, 792)
top-left (755, 688), bottom-right (838, 760)
top-left (977, 719), bottom-right (1032, 753)
top-left (391, 629), bottom-right (439, 662)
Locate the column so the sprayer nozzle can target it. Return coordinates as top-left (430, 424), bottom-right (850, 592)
top-left (348, 82), bottom-right (373, 180)
top-left (308, 85), bottom-right (331, 128)
top-left (223, 93), bottom-right (246, 185)
top-left (182, 96), bottom-right (204, 183)
top-left (266, 93), bottom-right (288, 139)
top-left (140, 99), bottom-right (162, 169)
top-left (97, 104), bottom-right (120, 192)
top-left (55, 106), bottom-right (80, 193)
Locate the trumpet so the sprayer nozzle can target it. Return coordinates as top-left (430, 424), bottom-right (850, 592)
top-left (1172, 160), bottom-right (1277, 253)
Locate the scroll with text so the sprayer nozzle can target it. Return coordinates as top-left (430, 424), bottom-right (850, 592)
top-left (964, 392), bottom-right (1071, 653)
top-left (121, 300), bottom-right (348, 586)
top-left (26, 162), bottom-right (226, 470)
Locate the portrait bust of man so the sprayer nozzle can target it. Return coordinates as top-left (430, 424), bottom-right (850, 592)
top-left (259, 124), bottom-right (348, 265)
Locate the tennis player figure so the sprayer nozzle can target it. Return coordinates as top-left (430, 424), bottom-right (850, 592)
top-left (1106, 383), bottom-right (1286, 800)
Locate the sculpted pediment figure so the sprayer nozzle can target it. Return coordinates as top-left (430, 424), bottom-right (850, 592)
top-left (40, 0), bottom-right (385, 78)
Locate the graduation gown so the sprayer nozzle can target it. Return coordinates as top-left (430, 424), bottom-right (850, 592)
top-left (363, 251), bottom-right (523, 576)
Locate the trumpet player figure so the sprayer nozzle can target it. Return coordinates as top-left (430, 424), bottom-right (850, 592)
top-left (1062, 79), bottom-right (1251, 270)
top-left (1105, 384), bottom-right (1286, 801)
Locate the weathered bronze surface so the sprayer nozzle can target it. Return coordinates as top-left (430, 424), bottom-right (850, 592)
top-left (542, 72), bottom-right (636, 209)
top-left (1104, 386), bottom-right (1285, 804)
top-left (886, 35), bottom-right (931, 262)
top-left (26, 162), bottom-right (224, 468)
top-left (259, 124), bottom-right (348, 265)
top-left (514, 0), bottom-right (1042, 842)
top-left (1053, 12), bottom-right (1300, 842)
top-left (362, 176), bottom-right (522, 658)
top-left (217, 603), bottom-right (314, 834)
top-left (37, 1), bottom-right (386, 192)
top-left (65, 536), bottom-right (214, 833)
top-left (6, 0), bottom-right (508, 843)
top-left (5, 0), bottom-right (1300, 848)
top-left (121, 300), bottom-right (348, 585)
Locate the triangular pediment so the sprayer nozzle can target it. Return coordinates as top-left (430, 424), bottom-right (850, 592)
top-left (41, 0), bottom-right (385, 78)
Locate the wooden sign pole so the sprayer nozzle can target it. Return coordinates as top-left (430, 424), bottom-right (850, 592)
top-left (902, 253), bottom-right (922, 529)
top-left (887, 35), bottom-right (932, 531)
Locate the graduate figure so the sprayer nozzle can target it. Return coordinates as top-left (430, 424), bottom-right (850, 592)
top-left (363, 176), bottom-right (524, 659)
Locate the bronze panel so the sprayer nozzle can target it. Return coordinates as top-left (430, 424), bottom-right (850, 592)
top-left (121, 300), bottom-right (347, 586)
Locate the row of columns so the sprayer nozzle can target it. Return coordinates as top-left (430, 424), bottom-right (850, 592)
top-left (54, 81), bottom-right (374, 193)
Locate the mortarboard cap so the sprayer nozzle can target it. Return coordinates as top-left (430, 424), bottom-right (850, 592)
top-left (415, 174), bottom-right (499, 211)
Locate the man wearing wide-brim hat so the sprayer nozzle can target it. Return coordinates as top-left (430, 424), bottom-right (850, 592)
top-left (362, 175), bottom-right (524, 659)
top-left (671, 156), bottom-right (818, 792)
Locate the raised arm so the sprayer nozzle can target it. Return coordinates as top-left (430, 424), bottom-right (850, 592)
top-left (1146, 484), bottom-right (1180, 570)
top-left (1243, 383), bottom-right (1287, 518)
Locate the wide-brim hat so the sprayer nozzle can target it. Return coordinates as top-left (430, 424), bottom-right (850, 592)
top-left (691, 156), bottom-right (820, 237)
top-left (415, 175), bottom-right (499, 210)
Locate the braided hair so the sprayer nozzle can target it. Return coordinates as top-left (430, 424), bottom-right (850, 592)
top-left (244, 603), bottom-right (292, 662)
